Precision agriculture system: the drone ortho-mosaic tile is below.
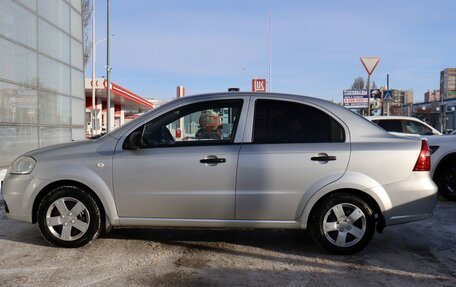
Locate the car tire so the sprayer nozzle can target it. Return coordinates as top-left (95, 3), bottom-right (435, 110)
top-left (436, 162), bottom-right (456, 201)
top-left (37, 185), bottom-right (101, 248)
top-left (309, 193), bottom-right (376, 255)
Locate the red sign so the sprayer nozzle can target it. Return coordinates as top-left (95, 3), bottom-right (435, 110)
top-left (252, 79), bottom-right (267, 92)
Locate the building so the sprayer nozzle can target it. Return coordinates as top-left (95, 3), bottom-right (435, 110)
top-left (85, 79), bottom-right (154, 135)
top-left (424, 90), bottom-right (441, 102)
top-left (384, 89), bottom-right (414, 116)
top-left (440, 68), bottom-right (456, 100)
top-left (0, 0), bottom-right (85, 167)
top-left (413, 99), bottom-right (456, 132)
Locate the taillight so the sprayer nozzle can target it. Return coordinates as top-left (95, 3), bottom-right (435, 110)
top-left (413, 139), bottom-right (431, 171)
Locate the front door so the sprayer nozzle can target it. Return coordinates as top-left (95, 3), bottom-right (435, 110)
top-left (113, 99), bottom-right (245, 219)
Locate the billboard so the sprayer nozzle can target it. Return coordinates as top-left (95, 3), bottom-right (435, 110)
top-left (343, 89), bottom-right (382, 110)
top-left (343, 90), bottom-right (368, 108)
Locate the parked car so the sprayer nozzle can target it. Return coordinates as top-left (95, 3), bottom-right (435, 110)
top-left (367, 116), bottom-right (456, 201)
top-left (366, 115), bottom-right (441, 136)
top-left (2, 93), bottom-right (437, 254)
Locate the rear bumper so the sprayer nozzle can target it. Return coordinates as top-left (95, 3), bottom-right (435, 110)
top-left (380, 172), bottom-right (437, 226)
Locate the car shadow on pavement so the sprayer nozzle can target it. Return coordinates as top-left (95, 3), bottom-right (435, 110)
top-left (103, 227), bottom-right (322, 255)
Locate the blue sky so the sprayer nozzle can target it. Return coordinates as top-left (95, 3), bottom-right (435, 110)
top-left (87, 0), bottom-right (456, 102)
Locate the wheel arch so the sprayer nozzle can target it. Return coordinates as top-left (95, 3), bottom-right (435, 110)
top-left (304, 188), bottom-right (385, 232)
top-left (32, 180), bottom-right (114, 231)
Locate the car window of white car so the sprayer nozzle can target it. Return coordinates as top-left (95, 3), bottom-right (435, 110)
top-left (372, 120), bottom-right (403, 133)
top-left (405, 120), bottom-right (434, 136)
top-left (140, 100), bottom-right (243, 148)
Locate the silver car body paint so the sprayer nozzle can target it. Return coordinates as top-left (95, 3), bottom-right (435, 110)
top-left (2, 93), bottom-right (437, 231)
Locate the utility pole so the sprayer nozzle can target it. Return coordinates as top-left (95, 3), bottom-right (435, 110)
top-left (106, 0), bottom-right (111, 132)
top-left (91, 0), bottom-right (96, 136)
top-left (441, 89), bottom-right (445, 133)
top-left (268, 9), bottom-right (272, 92)
top-left (386, 74), bottom-right (389, 116)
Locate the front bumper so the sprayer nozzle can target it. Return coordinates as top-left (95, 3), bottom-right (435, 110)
top-left (2, 172), bottom-right (46, 223)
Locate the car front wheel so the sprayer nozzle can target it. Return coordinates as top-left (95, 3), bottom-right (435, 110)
top-left (309, 193), bottom-right (376, 255)
top-left (37, 186), bottom-right (101, 248)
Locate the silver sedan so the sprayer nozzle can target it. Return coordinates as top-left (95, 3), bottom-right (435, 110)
top-left (2, 93), bottom-right (437, 254)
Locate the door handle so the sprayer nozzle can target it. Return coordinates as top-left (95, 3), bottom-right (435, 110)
top-left (200, 155), bottom-right (226, 165)
top-left (311, 153), bottom-right (336, 162)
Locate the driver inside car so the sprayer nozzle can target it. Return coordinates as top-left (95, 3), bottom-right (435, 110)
top-left (195, 110), bottom-right (223, 140)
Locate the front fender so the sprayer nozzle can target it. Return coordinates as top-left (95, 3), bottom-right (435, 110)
top-left (31, 163), bottom-right (119, 226)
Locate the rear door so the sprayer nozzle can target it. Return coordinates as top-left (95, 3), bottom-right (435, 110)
top-left (236, 98), bottom-right (351, 220)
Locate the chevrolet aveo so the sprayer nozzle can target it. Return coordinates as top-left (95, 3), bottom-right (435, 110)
top-left (2, 93), bottom-right (437, 254)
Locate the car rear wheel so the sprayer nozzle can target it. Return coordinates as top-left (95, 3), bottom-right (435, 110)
top-left (436, 162), bottom-right (456, 201)
top-left (37, 186), bottom-right (101, 248)
top-left (310, 193), bottom-right (375, 254)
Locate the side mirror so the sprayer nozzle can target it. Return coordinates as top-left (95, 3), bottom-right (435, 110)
top-left (124, 130), bottom-right (142, 150)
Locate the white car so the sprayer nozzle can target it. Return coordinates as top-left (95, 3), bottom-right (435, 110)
top-left (367, 116), bottom-right (456, 201)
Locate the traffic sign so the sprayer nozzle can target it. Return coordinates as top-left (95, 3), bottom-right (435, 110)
top-left (383, 90), bottom-right (393, 101)
top-left (252, 79), bottom-right (267, 92)
top-left (360, 57), bottom-right (381, 75)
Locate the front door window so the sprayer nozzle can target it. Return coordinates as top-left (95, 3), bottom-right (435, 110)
top-left (140, 100), bottom-right (243, 148)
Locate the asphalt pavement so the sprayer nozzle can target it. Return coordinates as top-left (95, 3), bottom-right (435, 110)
top-left (0, 198), bottom-right (455, 287)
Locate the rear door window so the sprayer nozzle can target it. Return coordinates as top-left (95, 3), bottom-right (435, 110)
top-left (253, 99), bottom-right (345, 143)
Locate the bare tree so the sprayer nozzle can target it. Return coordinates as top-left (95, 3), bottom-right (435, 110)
top-left (82, 0), bottom-right (92, 68)
top-left (351, 77), bottom-right (365, 90)
top-left (371, 81), bottom-right (377, 89)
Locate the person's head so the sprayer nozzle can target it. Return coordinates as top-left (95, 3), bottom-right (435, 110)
top-left (199, 110), bottom-right (221, 131)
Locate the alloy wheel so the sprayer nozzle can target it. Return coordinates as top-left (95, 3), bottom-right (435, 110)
top-left (322, 203), bottom-right (367, 248)
top-left (45, 197), bottom-right (90, 241)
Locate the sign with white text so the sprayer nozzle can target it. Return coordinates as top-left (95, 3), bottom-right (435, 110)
top-left (343, 89), bottom-right (382, 109)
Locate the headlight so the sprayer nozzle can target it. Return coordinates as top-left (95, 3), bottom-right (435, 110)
top-left (10, 156), bottom-right (36, 175)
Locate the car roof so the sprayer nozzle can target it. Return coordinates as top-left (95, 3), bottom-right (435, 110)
top-left (366, 115), bottom-right (419, 120)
